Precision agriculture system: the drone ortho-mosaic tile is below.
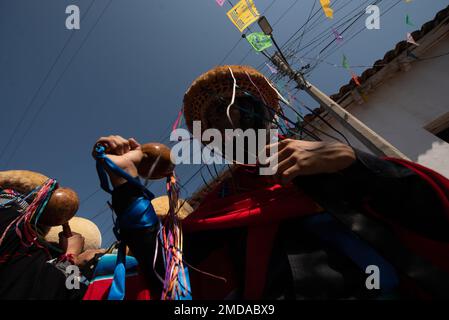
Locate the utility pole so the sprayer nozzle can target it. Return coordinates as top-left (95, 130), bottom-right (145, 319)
top-left (258, 17), bottom-right (409, 159)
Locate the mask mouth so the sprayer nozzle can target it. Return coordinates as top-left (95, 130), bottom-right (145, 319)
top-left (206, 95), bottom-right (273, 133)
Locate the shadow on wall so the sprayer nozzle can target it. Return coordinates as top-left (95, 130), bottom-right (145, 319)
top-left (417, 140), bottom-right (449, 178)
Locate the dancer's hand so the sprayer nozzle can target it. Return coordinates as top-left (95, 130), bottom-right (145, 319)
top-left (59, 232), bottom-right (84, 256)
top-left (265, 139), bottom-right (356, 185)
top-left (93, 135), bottom-right (144, 186)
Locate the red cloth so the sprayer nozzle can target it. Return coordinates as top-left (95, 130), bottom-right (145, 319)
top-left (83, 273), bottom-right (151, 300)
top-left (184, 161), bottom-right (449, 299)
top-left (378, 159), bottom-right (449, 273)
top-left (183, 170), bottom-right (321, 231)
top-left (184, 170), bottom-right (321, 299)
top-left (84, 160), bottom-right (449, 300)
top-left (384, 158), bottom-right (449, 219)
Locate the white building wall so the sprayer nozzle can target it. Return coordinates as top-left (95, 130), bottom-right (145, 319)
top-left (315, 35), bottom-right (449, 178)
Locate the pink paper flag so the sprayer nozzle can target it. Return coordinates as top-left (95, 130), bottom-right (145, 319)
top-left (216, 0), bottom-right (225, 7)
top-left (332, 28), bottom-right (343, 43)
top-left (266, 63), bottom-right (278, 74)
top-left (406, 32), bottom-right (419, 46)
top-left (351, 72), bottom-right (361, 87)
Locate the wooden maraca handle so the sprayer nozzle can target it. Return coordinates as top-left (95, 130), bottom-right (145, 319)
top-left (62, 223), bottom-right (72, 238)
top-left (0, 170), bottom-right (79, 226)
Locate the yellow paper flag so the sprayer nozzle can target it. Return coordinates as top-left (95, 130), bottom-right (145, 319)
top-left (320, 0), bottom-right (334, 19)
top-left (227, 0), bottom-right (260, 32)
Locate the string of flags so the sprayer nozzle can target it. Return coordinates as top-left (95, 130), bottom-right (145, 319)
top-left (218, 0), bottom-right (336, 33)
top-left (342, 54), bottom-right (361, 87)
top-left (332, 28), bottom-right (343, 44)
top-left (214, 0), bottom-right (420, 86)
top-left (405, 12), bottom-right (419, 47)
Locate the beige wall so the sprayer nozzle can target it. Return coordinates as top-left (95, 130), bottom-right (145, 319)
top-left (314, 33), bottom-right (449, 177)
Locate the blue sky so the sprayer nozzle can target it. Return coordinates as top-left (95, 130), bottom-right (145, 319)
top-left (1, 0), bottom-right (448, 245)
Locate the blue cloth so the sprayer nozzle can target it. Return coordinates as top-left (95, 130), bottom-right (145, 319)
top-left (92, 254), bottom-right (139, 280)
top-left (176, 266), bottom-right (192, 300)
top-left (302, 212), bottom-right (399, 294)
top-left (107, 242), bottom-right (127, 300)
top-left (94, 145), bottom-right (159, 300)
top-left (95, 145), bottom-right (152, 199)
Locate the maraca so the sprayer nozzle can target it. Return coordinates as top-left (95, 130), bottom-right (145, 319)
top-left (0, 170), bottom-right (79, 227)
top-left (138, 143), bottom-right (175, 180)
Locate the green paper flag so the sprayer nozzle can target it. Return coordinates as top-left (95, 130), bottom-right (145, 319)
top-left (342, 54), bottom-right (350, 70)
top-left (245, 32), bottom-right (273, 52)
top-left (406, 14), bottom-right (414, 26)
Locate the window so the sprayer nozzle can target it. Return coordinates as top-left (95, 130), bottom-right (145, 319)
top-left (436, 126), bottom-right (449, 143)
top-left (425, 112), bottom-right (449, 143)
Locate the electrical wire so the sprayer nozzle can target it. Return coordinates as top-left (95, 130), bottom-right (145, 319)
top-left (294, 0), bottom-right (318, 55)
top-left (5, 0), bottom-right (114, 167)
top-left (306, 0), bottom-right (401, 74)
top-left (0, 0), bottom-right (96, 165)
top-left (254, 0), bottom-right (375, 71)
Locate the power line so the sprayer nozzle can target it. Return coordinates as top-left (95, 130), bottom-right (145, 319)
top-left (271, 0), bottom-right (300, 27)
top-left (306, 0), bottom-right (388, 64)
top-left (254, 0), bottom-right (372, 71)
top-left (268, 0), bottom-right (385, 74)
top-left (284, 0), bottom-right (357, 53)
top-left (306, 0), bottom-right (401, 74)
top-left (280, 0), bottom-right (337, 51)
top-left (318, 0), bottom-right (382, 56)
top-left (5, 0), bottom-right (114, 166)
top-left (281, 0), bottom-right (376, 70)
top-left (80, 187), bottom-right (102, 205)
top-left (294, 0), bottom-right (318, 54)
top-left (90, 203), bottom-right (111, 221)
top-left (219, 37), bottom-right (243, 65)
top-left (302, 45), bottom-right (449, 72)
top-left (0, 0), bottom-right (96, 165)
top-left (286, 0), bottom-right (371, 56)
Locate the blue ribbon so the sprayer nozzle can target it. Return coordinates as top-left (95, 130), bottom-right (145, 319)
top-left (107, 242), bottom-right (127, 300)
top-left (94, 145), bottom-right (159, 300)
top-left (176, 266), bottom-right (192, 300)
top-left (95, 145), bottom-right (153, 199)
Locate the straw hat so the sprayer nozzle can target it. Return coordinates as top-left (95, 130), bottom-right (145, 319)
top-left (151, 196), bottom-right (193, 220)
top-left (183, 65), bottom-right (280, 135)
top-left (45, 216), bottom-right (102, 251)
